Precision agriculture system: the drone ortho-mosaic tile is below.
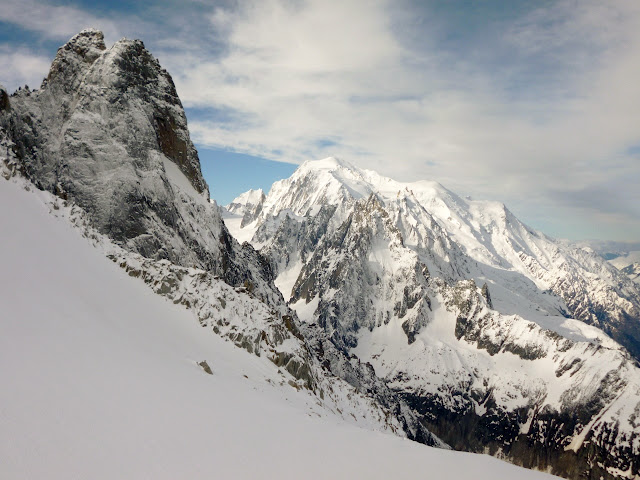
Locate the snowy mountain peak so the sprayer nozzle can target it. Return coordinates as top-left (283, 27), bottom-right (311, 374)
top-left (230, 188), bottom-right (264, 206)
top-left (47, 28), bottom-right (106, 89)
top-left (299, 156), bottom-right (357, 172)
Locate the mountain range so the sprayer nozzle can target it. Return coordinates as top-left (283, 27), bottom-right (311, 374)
top-left (223, 156), bottom-right (640, 479)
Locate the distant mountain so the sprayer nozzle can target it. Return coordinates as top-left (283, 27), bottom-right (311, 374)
top-left (621, 263), bottom-right (640, 284)
top-left (225, 157), bottom-right (640, 479)
top-left (227, 157), bottom-right (640, 359)
top-left (607, 252), bottom-right (640, 284)
top-left (226, 188), bottom-right (266, 222)
top-left (575, 240), bottom-right (640, 262)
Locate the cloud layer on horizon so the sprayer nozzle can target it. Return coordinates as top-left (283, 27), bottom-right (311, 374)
top-left (1, 0), bottom-right (639, 241)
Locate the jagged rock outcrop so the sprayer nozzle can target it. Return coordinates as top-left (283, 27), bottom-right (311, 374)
top-left (0, 29), bottom-right (278, 303)
top-left (290, 193), bottom-right (432, 349)
top-left (0, 85), bottom-right (9, 111)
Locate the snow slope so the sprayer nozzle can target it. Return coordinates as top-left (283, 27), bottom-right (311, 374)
top-left (0, 177), bottom-right (563, 480)
top-left (609, 252), bottom-right (640, 270)
top-left (609, 252), bottom-right (640, 284)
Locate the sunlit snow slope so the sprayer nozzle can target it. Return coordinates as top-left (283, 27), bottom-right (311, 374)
top-left (0, 179), bottom-right (559, 479)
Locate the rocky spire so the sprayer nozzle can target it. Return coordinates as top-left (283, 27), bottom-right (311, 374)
top-left (0, 30), bottom-right (232, 280)
top-left (47, 28), bottom-right (106, 92)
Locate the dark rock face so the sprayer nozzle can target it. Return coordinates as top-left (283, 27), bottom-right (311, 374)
top-left (0, 29), bottom-right (279, 303)
top-left (603, 310), bottom-right (640, 362)
top-left (402, 386), bottom-right (638, 480)
top-left (481, 282), bottom-right (493, 309)
top-left (0, 86), bottom-right (10, 112)
top-left (288, 194), bottom-right (432, 350)
top-left (300, 324), bottom-right (444, 448)
top-left (3, 29), bottom-right (206, 217)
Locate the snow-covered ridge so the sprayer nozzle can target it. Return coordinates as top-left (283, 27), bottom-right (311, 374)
top-left (227, 157), bottom-right (640, 359)
top-left (226, 157), bottom-right (640, 479)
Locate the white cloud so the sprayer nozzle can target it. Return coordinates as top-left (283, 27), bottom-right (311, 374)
top-left (0, 0), bottom-right (122, 43)
top-left (165, 0), bottom-right (640, 240)
top-left (0, 46), bottom-right (52, 91)
top-left (1, 0), bottom-right (638, 240)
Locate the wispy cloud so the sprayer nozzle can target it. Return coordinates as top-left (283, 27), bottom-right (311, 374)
top-left (0, 0), bottom-right (122, 43)
top-left (1, 0), bottom-right (638, 240)
top-left (0, 45), bottom-right (51, 90)
top-left (168, 0), bottom-right (640, 240)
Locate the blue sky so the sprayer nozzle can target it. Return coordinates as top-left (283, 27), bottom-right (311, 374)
top-left (199, 148), bottom-right (296, 204)
top-left (1, 0), bottom-right (639, 242)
